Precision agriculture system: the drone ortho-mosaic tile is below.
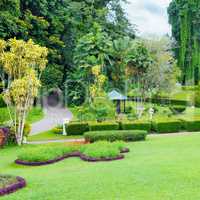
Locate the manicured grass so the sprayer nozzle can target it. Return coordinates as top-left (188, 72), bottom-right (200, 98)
top-left (0, 107), bottom-right (44, 124)
top-left (2, 133), bottom-right (200, 199)
top-left (26, 107), bottom-right (44, 124)
top-left (28, 130), bottom-right (83, 142)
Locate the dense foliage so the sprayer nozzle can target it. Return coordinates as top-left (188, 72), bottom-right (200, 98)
top-left (168, 0), bottom-right (200, 85)
top-left (0, 0), bottom-right (134, 95)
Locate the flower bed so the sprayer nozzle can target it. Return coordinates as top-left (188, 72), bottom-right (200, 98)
top-left (0, 175), bottom-right (26, 196)
top-left (15, 142), bottom-right (129, 166)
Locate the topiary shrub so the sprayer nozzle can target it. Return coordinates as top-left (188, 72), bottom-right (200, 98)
top-left (66, 122), bottom-right (89, 135)
top-left (84, 130), bottom-right (147, 142)
top-left (152, 119), bottom-right (182, 133)
top-left (89, 121), bottom-right (119, 131)
top-left (120, 120), bottom-right (151, 132)
top-left (169, 105), bottom-right (186, 114)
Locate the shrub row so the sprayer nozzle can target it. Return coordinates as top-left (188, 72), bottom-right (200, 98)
top-left (152, 119), bottom-right (182, 133)
top-left (58, 117), bottom-right (200, 136)
top-left (84, 130), bottom-right (147, 142)
top-left (182, 118), bottom-right (200, 132)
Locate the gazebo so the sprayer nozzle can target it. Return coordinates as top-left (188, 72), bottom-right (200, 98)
top-left (108, 90), bottom-right (127, 114)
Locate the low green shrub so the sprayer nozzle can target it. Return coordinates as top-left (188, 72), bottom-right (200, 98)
top-left (0, 94), bottom-right (6, 108)
top-left (89, 121), bottom-right (119, 131)
top-left (182, 118), bottom-right (200, 132)
top-left (52, 127), bottom-right (63, 134)
top-left (81, 141), bottom-right (120, 158)
top-left (169, 105), bottom-right (186, 114)
top-left (125, 106), bottom-right (132, 114)
top-left (152, 119), bottom-right (182, 133)
top-left (194, 92), bottom-right (200, 107)
top-left (66, 122), bottom-right (89, 135)
top-left (120, 120), bottom-right (151, 132)
top-left (84, 130), bottom-right (147, 142)
top-left (23, 123), bottom-right (31, 137)
top-left (18, 144), bottom-right (80, 162)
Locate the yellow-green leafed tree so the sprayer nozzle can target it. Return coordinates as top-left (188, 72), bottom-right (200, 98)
top-left (0, 38), bottom-right (48, 145)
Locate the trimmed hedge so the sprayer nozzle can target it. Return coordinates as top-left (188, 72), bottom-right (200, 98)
top-left (182, 118), bottom-right (200, 132)
top-left (66, 122), bottom-right (89, 135)
top-left (152, 119), bottom-right (182, 133)
top-left (120, 121), bottom-right (151, 132)
top-left (84, 130), bottom-right (147, 142)
top-left (89, 121), bottom-right (119, 131)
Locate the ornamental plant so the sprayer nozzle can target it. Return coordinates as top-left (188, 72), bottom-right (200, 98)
top-left (0, 38), bottom-right (48, 145)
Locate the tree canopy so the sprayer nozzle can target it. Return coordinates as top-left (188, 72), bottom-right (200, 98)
top-left (0, 0), bottom-right (135, 91)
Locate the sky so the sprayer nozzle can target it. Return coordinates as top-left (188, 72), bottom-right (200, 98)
top-left (124, 0), bottom-right (172, 36)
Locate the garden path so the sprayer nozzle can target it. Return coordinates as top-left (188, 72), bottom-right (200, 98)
top-left (30, 107), bottom-right (73, 135)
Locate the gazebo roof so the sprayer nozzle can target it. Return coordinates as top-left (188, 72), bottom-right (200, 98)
top-left (108, 90), bottom-right (127, 100)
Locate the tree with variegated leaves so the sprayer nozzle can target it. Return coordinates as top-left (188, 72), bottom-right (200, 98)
top-left (0, 38), bottom-right (48, 145)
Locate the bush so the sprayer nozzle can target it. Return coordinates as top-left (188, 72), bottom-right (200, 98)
top-left (152, 119), bottom-right (182, 133)
top-left (0, 94), bottom-right (6, 108)
top-left (89, 121), bottom-right (119, 131)
top-left (84, 130), bottom-right (147, 142)
top-left (194, 92), bottom-right (200, 107)
top-left (81, 141), bottom-right (121, 158)
top-left (182, 118), bottom-right (200, 132)
top-left (120, 120), bottom-right (151, 132)
top-left (169, 105), bottom-right (186, 114)
top-left (23, 123), bottom-right (31, 137)
top-left (52, 127), bottom-right (63, 134)
top-left (18, 144), bottom-right (80, 162)
top-left (125, 106), bottom-right (132, 114)
top-left (66, 122), bottom-right (89, 135)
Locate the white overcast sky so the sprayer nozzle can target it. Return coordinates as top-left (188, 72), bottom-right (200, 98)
top-left (124, 0), bottom-right (172, 36)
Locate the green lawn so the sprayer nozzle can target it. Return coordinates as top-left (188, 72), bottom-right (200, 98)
top-left (28, 130), bottom-right (83, 142)
top-left (2, 133), bottom-right (200, 199)
top-left (0, 107), bottom-right (44, 124)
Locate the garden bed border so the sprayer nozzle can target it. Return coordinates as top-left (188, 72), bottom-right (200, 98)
top-left (15, 148), bottom-right (129, 166)
top-left (0, 176), bottom-right (26, 197)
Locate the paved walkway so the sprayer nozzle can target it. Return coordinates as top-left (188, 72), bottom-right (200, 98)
top-left (30, 107), bottom-right (73, 135)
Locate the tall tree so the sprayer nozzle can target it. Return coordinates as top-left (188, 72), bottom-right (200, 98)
top-left (168, 0), bottom-right (200, 85)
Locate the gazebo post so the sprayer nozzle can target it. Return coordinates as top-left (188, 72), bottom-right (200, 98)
top-left (124, 100), bottom-right (126, 113)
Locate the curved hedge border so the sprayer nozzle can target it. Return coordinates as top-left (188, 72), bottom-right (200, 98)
top-left (0, 176), bottom-right (26, 197)
top-left (15, 149), bottom-right (129, 166)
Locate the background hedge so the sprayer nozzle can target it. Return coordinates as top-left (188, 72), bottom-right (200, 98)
top-left (182, 118), bottom-right (200, 132)
top-left (152, 119), bottom-right (182, 133)
top-left (84, 130), bottom-right (147, 142)
top-left (120, 120), bottom-right (151, 132)
top-left (66, 122), bottom-right (89, 135)
top-left (89, 121), bottom-right (119, 131)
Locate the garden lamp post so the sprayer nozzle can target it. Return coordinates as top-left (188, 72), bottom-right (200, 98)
top-left (63, 118), bottom-right (70, 136)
